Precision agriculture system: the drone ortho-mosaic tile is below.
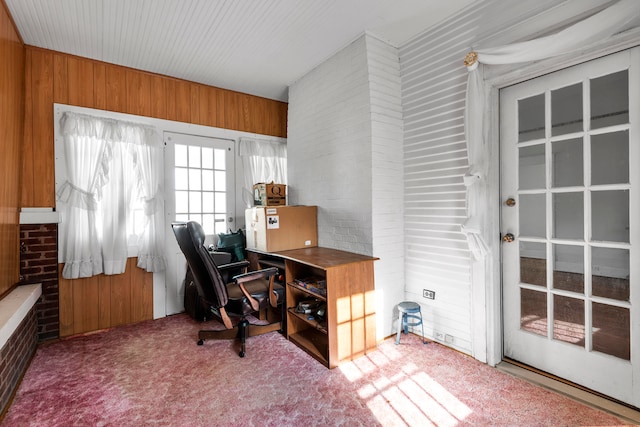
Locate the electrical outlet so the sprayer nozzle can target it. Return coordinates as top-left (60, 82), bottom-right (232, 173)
top-left (445, 334), bottom-right (454, 344)
top-left (435, 332), bottom-right (445, 341)
top-left (423, 289), bottom-right (435, 299)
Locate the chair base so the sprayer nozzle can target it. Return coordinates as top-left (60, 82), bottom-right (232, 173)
top-left (197, 320), bottom-right (282, 356)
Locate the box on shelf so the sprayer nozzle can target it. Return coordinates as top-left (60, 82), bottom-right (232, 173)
top-left (245, 205), bottom-right (317, 252)
top-left (253, 182), bottom-right (286, 206)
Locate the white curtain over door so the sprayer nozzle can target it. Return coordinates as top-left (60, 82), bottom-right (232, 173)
top-left (462, 0), bottom-right (640, 261)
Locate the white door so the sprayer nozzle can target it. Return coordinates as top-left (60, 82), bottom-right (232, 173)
top-left (164, 132), bottom-right (235, 315)
top-left (500, 48), bottom-right (640, 406)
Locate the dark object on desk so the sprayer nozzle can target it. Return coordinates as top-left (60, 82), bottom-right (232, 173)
top-left (172, 221), bottom-right (284, 357)
top-left (216, 228), bottom-right (246, 262)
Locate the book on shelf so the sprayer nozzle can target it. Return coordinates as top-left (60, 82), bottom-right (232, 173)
top-left (293, 276), bottom-right (327, 296)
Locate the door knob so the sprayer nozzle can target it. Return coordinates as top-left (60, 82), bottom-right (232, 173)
top-left (505, 198), bottom-right (516, 207)
top-left (502, 233), bottom-right (515, 243)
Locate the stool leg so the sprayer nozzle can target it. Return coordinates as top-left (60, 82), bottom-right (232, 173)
top-left (403, 313), bottom-right (409, 335)
top-left (419, 310), bottom-right (427, 344)
top-left (395, 310), bottom-right (403, 344)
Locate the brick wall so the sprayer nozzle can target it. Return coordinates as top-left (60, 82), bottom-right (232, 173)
top-left (0, 307), bottom-right (38, 415)
top-left (19, 224), bottom-right (59, 341)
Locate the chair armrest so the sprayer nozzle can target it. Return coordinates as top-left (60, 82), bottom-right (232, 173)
top-left (217, 260), bottom-right (250, 272)
top-left (233, 267), bottom-right (278, 284)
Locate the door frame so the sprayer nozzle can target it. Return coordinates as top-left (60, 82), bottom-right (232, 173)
top-left (473, 29), bottom-right (640, 367)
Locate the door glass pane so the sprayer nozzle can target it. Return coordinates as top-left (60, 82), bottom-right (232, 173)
top-left (592, 190), bottom-right (629, 243)
top-left (553, 295), bottom-right (584, 347)
top-left (553, 193), bottom-right (583, 240)
top-left (591, 131), bottom-right (629, 185)
top-left (553, 244), bottom-right (584, 294)
top-left (175, 168), bottom-right (188, 190)
top-left (175, 191), bottom-right (188, 213)
top-left (519, 144), bottom-right (545, 190)
top-left (202, 192), bottom-right (214, 212)
top-left (201, 147), bottom-right (214, 169)
top-left (214, 148), bottom-right (226, 170)
top-left (518, 94), bottom-right (545, 142)
top-left (189, 191), bottom-right (201, 213)
top-left (520, 241), bottom-right (546, 287)
top-left (188, 146), bottom-right (201, 168)
top-left (552, 83), bottom-right (583, 136)
top-left (521, 288), bottom-right (547, 336)
top-left (175, 144), bottom-right (188, 167)
top-left (202, 170), bottom-right (214, 191)
top-left (592, 247), bottom-right (629, 301)
top-left (519, 194), bottom-right (546, 238)
top-left (215, 170), bottom-right (226, 192)
top-left (592, 302), bottom-right (630, 360)
top-left (189, 169), bottom-right (201, 191)
top-left (552, 138), bottom-right (583, 187)
top-left (591, 70), bottom-right (629, 129)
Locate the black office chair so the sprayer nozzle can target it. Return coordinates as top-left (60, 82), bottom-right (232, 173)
top-left (172, 221), bottom-right (284, 357)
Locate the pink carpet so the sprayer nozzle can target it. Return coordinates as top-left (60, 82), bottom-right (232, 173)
top-left (1, 314), bottom-right (631, 426)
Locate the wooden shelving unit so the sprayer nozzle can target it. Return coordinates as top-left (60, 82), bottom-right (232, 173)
top-left (248, 247), bottom-right (377, 368)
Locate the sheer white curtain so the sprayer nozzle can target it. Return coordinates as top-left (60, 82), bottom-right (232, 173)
top-left (58, 112), bottom-right (165, 279)
top-left (238, 137), bottom-right (287, 207)
top-left (462, 0), bottom-right (640, 260)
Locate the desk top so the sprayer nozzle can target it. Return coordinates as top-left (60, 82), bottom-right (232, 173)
top-left (247, 247), bottom-right (378, 270)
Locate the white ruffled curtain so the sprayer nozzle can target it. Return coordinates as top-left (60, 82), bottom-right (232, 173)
top-left (462, 0), bottom-right (640, 260)
top-left (238, 137), bottom-right (287, 207)
top-left (58, 112), bottom-right (165, 279)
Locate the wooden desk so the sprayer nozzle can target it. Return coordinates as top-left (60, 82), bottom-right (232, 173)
top-left (247, 247), bottom-right (377, 368)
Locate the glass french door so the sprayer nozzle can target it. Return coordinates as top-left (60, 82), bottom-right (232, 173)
top-left (500, 48), bottom-right (639, 406)
top-left (163, 132), bottom-right (235, 315)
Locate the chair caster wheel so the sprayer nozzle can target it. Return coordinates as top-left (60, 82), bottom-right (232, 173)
top-left (197, 339), bottom-right (204, 346)
top-left (239, 351), bottom-right (245, 358)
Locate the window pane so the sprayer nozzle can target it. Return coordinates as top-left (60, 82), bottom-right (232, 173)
top-left (189, 169), bottom-right (201, 191)
top-left (202, 147), bottom-right (214, 169)
top-left (521, 288), bottom-right (547, 336)
top-left (202, 170), bottom-right (214, 191)
top-left (189, 146), bottom-right (201, 168)
top-left (214, 214), bottom-right (227, 234)
top-left (520, 241), bottom-right (546, 287)
top-left (202, 192), bottom-right (214, 212)
top-left (519, 194), bottom-right (546, 238)
top-left (552, 83), bottom-right (583, 136)
top-left (175, 214), bottom-right (189, 222)
top-left (592, 190), bottom-right (629, 243)
top-left (553, 244), bottom-right (583, 294)
top-left (552, 138), bottom-right (582, 187)
top-left (189, 191), bottom-right (201, 213)
top-left (591, 131), bottom-right (629, 185)
top-left (215, 192), bottom-right (226, 213)
top-left (214, 148), bottom-right (226, 170)
top-left (175, 191), bottom-right (188, 213)
top-left (592, 302), bottom-right (630, 360)
top-left (518, 94), bottom-right (545, 142)
top-left (553, 192), bottom-right (583, 240)
top-left (553, 295), bottom-right (584, 347)
top-left (215, 170), bottom-right (226, 192)
top-left (202, 214), bottom-right (215, 234)
top-left (175, 168), bottom-right (189, 190)
top-left (591, 70), bottom-right (628, 129)
top-left (175, 144), bottom-right (188, 167)
top-left (519, 144), bottom-right (545, 190)
top-left (592, 247), bottom-right (629, 301)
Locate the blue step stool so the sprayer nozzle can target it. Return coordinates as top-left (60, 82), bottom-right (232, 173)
top-left (395, 301), bottom-right (427, 345)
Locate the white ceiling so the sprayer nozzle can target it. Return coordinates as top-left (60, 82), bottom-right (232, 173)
top-left (5, 0), bottom-right (476, 102)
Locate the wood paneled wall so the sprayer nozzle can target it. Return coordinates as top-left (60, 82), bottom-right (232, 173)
top-left (22, 47), bottom-right (288, 335)
top-left (0, 1), bottom-right (25, 297)
top-left (22, 46), bottom-right (288, 207)
top-left (59, 258), bottom-right (153, 337)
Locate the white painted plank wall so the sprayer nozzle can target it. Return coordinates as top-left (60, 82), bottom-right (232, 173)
top-left (398, 0), bottom-right (587, 354)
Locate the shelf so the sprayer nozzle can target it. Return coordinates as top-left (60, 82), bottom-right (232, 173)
top-left (287, 308), bottom-right (327, 334)
top-left (287, 282), bottom-right (326, 301)
top-left (289, 331), bottom-right (328, 367)
top-left (258, 258), bottom-right (285, 270)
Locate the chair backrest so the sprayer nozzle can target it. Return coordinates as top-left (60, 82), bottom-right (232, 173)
top-left (171, 221), bottom-right (228, 308)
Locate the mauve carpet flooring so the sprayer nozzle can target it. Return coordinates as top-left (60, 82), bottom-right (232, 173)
top-left (1, 314), bottom-right (631, 426)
